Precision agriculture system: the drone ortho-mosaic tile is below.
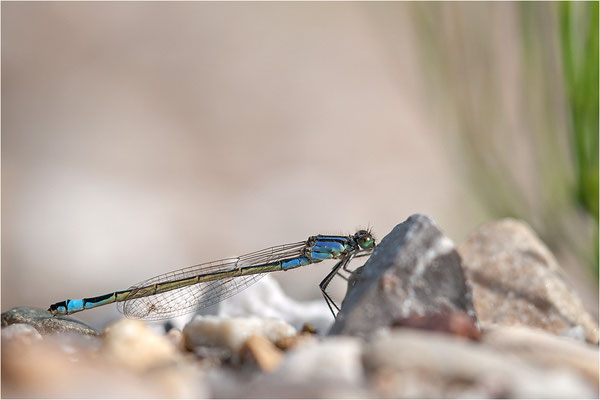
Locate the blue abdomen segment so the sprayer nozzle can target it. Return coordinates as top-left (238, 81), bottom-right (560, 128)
top-left (59, 293), bottom-right (118, 314)
top-left (65, 299), bottom-right (85, 313)
top-left (281, 256), bottom-right (311, 270)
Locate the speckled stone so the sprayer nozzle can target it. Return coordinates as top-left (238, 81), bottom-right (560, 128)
top-left (458, 219), bottom-right (599, 344)
top-left (1, 306), bottom-right (98, 336)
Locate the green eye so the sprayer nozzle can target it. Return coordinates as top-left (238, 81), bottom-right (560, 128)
top-left (357, 235), bottom-right (375, 250)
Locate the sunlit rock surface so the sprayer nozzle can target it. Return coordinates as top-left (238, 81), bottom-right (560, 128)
top-left (459, 218), bottom-right (599, 344)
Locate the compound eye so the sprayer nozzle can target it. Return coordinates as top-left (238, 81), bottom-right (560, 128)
top-left (356, 232), bottom-right (375, 250)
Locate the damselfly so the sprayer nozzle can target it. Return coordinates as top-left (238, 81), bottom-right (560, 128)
top-left (48, 230), bottom-right (376, 320)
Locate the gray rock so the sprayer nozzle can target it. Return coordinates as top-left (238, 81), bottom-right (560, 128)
top-left (329, 214), bottom-right (477, 337)
top-left (1, 306), bottom-right (98, 336)
top-left (458, 219), bottom-right (599, 344)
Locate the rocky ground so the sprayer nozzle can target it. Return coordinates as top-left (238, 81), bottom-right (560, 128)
top-left (2, 215), bottom-right (598, 398)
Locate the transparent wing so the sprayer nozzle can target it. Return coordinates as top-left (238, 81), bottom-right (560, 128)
top-left (118, 241), bottom-right (308, 320)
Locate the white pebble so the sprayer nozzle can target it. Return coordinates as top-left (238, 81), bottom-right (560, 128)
top-left (103, 319), bottom-right (178, 371)
top-left (2, 323), bottom-right (42, 344)
top-left (183, 315), bottom-right (296, 352)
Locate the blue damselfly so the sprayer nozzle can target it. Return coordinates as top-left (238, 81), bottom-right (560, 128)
top-left (48, 230), bottom-right (376, 320)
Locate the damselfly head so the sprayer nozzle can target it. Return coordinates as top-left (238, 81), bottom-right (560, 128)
top-left (354, 229), bottom-right (376, 250)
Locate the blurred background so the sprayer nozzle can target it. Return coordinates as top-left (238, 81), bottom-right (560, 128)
top-left (2, 2), bottom-right (598, 329)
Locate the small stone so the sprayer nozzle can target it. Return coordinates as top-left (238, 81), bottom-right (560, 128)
top-left (183, 315), bottom-right (296, 353)
top-left (103, 319), bottom-right (179, 371)
top-left (301, 322), bottom-right (318, 334)
top-left (1, 323), bottom-right (42, 345)
top-left (458, 219), bottom-right (599, 344)
top-left (329, 214), bottom-right (477, 337)
top-left (275, 332), bottom-right (317, 351)
top-left (1, 306), bottom-right (98, 336)
top-left (165, 328), bottom-right (186, 352)
top-left (241, 334), bottom-right (284, 372)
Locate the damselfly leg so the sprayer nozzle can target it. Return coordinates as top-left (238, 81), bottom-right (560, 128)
top-left (319, 253), bottom-right (355, 316)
